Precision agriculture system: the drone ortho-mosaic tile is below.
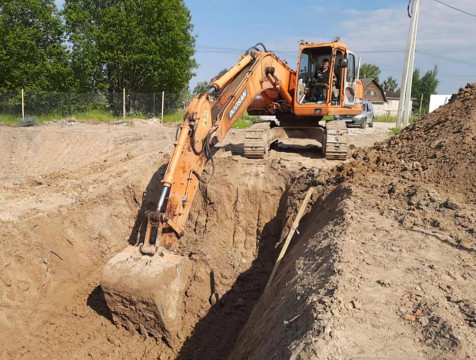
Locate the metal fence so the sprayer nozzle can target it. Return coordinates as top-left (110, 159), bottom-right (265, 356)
top-left (0, 89), bottom-right (191, 125)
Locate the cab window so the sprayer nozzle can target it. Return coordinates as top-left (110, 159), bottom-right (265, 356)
top-left (347, 54), bottom-right (356, 83)
top-left (298, 53), bottom-right (309, 83)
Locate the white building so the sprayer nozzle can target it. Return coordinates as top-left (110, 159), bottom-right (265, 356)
top-left (361, 79), bottom-right (413, 117)
top-left (429, 94), bottom-right (451, 113)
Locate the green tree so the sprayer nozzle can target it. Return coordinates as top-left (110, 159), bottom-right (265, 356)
top-left (360, 63), bottom-right (381, 83)
top-left (193, 81), bottom-right (210, 95)
top-left (382, 76), bottom-right (399, 93)
top-left (192, 68), bottom-right (228, 95)
top-left (412, 66), bottom-right (439, 114)
top-left (64, 0), bottom-right (196, 97)
top-left (0, 0), bottom-right (73, 91)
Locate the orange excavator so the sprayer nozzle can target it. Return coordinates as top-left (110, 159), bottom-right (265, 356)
top-left (100, 40), bottom-right (364, 342)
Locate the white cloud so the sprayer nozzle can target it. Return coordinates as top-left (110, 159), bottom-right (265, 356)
top-left (190, 0), bottom-right (476, 93)
top-left (344, 9), bottom-right (361, 16)
top-left (336, 0), bottom-right (476, 93)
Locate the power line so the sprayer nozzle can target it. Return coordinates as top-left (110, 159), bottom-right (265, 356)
top-left (416, 50), bottom-right (476, 66)
top-left (196, 46), bottom-right (406, 55)
top-left (432, 0), bottom-right (476, 18)
top-left (357, 50), bottom-right (405, 53)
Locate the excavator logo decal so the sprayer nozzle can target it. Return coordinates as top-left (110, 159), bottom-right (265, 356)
top-left (228, 88), bottom-right (247, 120)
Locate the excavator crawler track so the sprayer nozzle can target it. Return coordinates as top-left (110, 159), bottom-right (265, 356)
top-left (244, 125), bottom-right (269, 159)
top-left (324, 120), bottom-right (349, 160)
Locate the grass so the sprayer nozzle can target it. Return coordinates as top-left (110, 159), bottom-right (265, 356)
top-left (163, 110), bottom-right (185, 123)
top-left (232, 112), bottom-right (260, 128)
top-left (73, 110), bottom-right (124, 122)
top-left (37, 112), bottom-right (64, 123)
top-left (0, 109), bottom-right (267, 128)
top-left (0, 109), bottom-right (158, 126)
top-left (0, 114), bottom-right (20, 125)
top-left (375, 115), bottom-right (419, 124)
top-left (160, 109), bottom-right (260, 128)
top-left (375, 115), bottom-right (397, 123)
top-left (390, 127), bottom-right (402, 135)
top-left (232, 118), bottom-right (253, 128)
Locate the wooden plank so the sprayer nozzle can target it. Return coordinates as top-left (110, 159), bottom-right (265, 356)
top-left (265, 187), bottom-right (314, 289)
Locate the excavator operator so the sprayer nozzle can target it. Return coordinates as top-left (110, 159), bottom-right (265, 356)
top-left (309, 58), bottom-right (337, 103)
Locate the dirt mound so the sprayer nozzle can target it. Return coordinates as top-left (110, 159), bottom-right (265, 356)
top-left (361, 83), bottom-right (476, 203)
top-left (232, 180), bottom-right (475, 360)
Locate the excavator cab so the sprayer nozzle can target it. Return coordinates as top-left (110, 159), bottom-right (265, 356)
top-left (245, 42), bottom-right (363, 160)
top-left (296, 46), bottom-right (336, 104)
top-left (294, 42), bottom-right (361, 116)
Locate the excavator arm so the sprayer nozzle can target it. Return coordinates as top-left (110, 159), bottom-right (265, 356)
top-left (143, 45), bottom-right (296, 252)
top-left (101, 42), bottom-right (354, 343)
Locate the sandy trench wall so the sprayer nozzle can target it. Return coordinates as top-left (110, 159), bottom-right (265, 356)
top-left (171, 156), bottom-right (315, 358)
top-left (229, 184), bottom-right (349, 360)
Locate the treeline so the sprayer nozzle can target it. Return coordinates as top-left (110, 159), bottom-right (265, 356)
top-left (0, 0), bottom-right (196, 115)
top-left (360, 63), bottom-right (439, 113)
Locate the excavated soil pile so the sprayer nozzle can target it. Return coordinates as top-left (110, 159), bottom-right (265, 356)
top-left (230, 85), bottom-right (476, 360)
top-left (361, 82), bottom-right (476, 202)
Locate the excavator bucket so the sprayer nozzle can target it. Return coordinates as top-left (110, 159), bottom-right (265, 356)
top-left (100, 246), bottom-right (192, 343)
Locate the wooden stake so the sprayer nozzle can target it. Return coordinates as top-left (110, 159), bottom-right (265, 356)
top-left (266, 187), bottom-right (314, 289)
top-left (418, 93), bottom-right (424, 120)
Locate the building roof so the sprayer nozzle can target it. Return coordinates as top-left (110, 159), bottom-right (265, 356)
top-left (385, 91), bottom-right (400, 99)
top-left (360, 78), bottom-right (387, 103)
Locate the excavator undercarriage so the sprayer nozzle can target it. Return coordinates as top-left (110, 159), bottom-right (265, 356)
top-left (243, 120), bottom-right (348, 160)
top-left (100, 41), bottom-right (364, 342)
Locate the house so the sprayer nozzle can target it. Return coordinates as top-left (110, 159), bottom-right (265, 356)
top-left (361, 78), bottom-right (387, 116)
top-left (382, 91), bottom-right (416, 117)
top-left (361, 78), bottom-right (414, 117)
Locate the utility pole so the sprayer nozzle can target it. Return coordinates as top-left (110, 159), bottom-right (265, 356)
top-left (397, 0), bottom-right (421, 128)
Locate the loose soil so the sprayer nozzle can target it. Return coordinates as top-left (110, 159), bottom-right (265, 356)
top-left (0, 85), bottom-right (474, 360)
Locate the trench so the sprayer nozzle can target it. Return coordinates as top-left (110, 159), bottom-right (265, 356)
top-left (121, 154), bottom-right (320, 358)
top-left (165, 154), bottom-right (337, 359)
top-left (174, 157), bottom-right (311, 358)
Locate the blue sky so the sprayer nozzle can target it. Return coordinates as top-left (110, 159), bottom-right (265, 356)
top-left (56, 0), bottom-right (476, 94)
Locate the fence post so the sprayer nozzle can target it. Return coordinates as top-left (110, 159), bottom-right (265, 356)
top-left (21, 89), bottom-right (25, 120)
top-left (418, 93), bottom-right (424, 120)
top-left (153, 92), bottom-right (156, 116)
top-left (123, 88), bottom-right (126, 119)
top-left (161, 91), bottom-right (165, 123)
